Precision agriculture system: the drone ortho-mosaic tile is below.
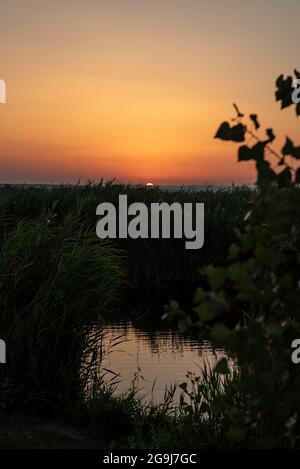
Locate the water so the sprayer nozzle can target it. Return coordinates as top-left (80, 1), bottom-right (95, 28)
top-left (99, 320), bottom-right (226, 404)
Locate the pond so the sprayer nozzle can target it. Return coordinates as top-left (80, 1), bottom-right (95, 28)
top-left (99, 319), bottom-right (226, 404)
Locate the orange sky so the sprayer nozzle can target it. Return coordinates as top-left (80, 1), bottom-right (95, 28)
top-left (1, 0), bottom-right (300, 185)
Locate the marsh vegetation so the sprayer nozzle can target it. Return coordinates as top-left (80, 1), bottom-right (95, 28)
top-left (0, 183), bottom-right (250, 447)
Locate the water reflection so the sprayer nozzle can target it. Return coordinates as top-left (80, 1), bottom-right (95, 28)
top-left (100, 320), bottom-right (225, 404)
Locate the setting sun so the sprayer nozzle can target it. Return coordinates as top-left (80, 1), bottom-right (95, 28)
top-left (1, 1), bottom-right (299, 185)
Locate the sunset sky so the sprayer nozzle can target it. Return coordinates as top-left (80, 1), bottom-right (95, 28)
top-left (0, 0), bottom-right (300, 185)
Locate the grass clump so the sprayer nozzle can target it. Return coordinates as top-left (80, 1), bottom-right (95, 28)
top-left (0, 214), bottom-right (125, 414)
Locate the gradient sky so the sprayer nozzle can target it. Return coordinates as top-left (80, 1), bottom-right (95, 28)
top-left (0, 0), bottom-right (300, 184)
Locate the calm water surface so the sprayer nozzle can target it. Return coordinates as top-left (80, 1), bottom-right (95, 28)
top-left (100, 320), bottom-right (225, 404)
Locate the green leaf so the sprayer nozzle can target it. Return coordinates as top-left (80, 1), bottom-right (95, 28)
top-left (215, 122), bottom-right (246, 142)
top-left (193, 287), bottom-right (206, 303)
top-left (275, 74), bottom-right (293, 109)
top-left (214, 357), bottom-right (230, 375)
top-left (238, 145), bottom-right (253, 161)
top-left (238, 142), bottom-right (265, 162)
top-left (228, 243), bottom-right (240, 260)
top-left (194, 302), bottom-right (215, 321)
top-left (211, 323), bottom-right (231, 347)
top-left (230, 124), bottom-right (246, 142)
top-left (205, 266), bottom-right (227, 290)
top-left (215, 121), bottom-right (231, 140)
top-left (255, 245), bottom-right (283, 268)
top-left (228, 263), bottom-right (248, 282)
top-left (282, 137), bottom-right (300, 159)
